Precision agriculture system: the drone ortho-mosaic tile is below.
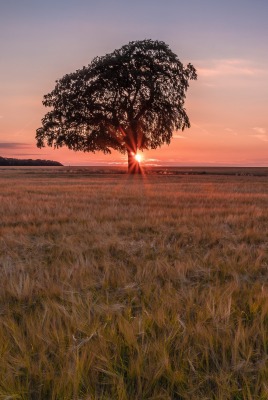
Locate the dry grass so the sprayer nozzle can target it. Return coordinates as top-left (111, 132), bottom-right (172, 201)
top-left (0, 167), bottom-right (267, 399)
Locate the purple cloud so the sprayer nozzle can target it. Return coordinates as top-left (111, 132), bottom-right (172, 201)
top-left (0, 142), bottom-right (30, 149)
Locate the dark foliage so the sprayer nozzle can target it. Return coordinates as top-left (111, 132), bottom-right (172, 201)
top-left (0, 156), bottom-right (62, 166)
top-left (36, 39), bottom-right (197, 172)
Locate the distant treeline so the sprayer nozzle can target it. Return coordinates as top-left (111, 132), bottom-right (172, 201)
top-left (0, 156), bottom-right (62, 166)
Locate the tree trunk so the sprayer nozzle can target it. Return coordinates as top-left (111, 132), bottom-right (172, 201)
top-left (127, 150), bottom-right (141, 174)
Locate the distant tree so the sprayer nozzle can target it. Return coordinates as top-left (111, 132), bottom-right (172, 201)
top-left (36, 39), bottom-right (197, 173)
top-left (0, 156), bottom-right (62, 166)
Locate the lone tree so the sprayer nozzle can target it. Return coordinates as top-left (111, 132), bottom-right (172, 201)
top-left (36, 39), bottom-right (197, 173)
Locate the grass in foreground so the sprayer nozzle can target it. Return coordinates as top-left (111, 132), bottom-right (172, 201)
top-left (0, 168), bottom-right (268, 399)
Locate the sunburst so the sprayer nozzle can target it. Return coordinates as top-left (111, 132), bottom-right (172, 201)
top-left (134, 153), bottom-right (142, 163)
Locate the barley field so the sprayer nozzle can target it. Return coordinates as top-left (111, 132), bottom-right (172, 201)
top-left (0, 167), bottom-right (267, 400)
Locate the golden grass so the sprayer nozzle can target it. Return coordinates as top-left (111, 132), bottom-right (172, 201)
top-left (0, 167), bottom-right (267, 399)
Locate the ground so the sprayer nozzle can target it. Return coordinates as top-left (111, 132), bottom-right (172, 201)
top-left (0, 167), bottom-right (267, 399)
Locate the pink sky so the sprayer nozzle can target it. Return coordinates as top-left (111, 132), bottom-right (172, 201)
top-left (1, 1), bottom-right (267, 166)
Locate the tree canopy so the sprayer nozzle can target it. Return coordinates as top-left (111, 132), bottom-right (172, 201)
top-left (36, 39), bottom-right (197, 172)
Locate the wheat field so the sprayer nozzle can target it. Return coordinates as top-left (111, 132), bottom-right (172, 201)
top-left (0, 167), bottom-right (267, 399)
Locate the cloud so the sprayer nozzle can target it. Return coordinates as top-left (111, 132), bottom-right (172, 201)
top-left (251, 127), bottom-right (268, 142)
top-left (107, 161), bottom-right (127, 165)
top-left (251, 134), bottom-right (268, 142)
top-left (225, 128), bottom-right (238, 135)
top-left (253, 127), bottom-right (266, 134)
top-left (198, 59), bottom-right (264, 78)
top-left (173, 131), bottom-right (186, 139)
top-left (13, 153), bottom-right (47, 156)
top-left (174, 135), bottom-right (186, 139)
top-left (0, 142), bottom-right (30, 149)
top-left (191, 123), bottom-right (210, 135)
top-left (144, 163), bottom-right (159, 166)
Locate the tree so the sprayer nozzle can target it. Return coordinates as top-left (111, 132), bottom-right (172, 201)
top-left (36, 39), bottom-right (197, 173)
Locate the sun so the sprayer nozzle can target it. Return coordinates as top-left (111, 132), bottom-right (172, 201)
top-left (134, 153), bottom-right (142, 163)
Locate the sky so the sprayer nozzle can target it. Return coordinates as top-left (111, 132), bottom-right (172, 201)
top-left (1, 0), bottom-right (268, 166)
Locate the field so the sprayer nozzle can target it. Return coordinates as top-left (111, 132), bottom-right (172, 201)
top-left (0, 167), bottom-right (268, 399)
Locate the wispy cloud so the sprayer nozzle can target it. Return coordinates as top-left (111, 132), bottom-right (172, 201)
top-left (107, 161), bottom-right (127, 165)
top-left (173, 131), bottom-right (186, 139)
top-left (225, 128), bottom-right (238, 135)
top-left (0, 142), bottom-right (30, 149)
top-left (253, 127), bottom-right (266, 134)
top-left (144, 163), bottom-right (159, 166)
top-left (191, 123), bottom-right (210, 135)
top-left (12, 153), bottom-right (46, 156)
top-left (251, 135), bottom-right (268, 142)
top-left (174, 135), bottom-right (186, 139)
top-left (198, 59), bottom-right (264, 78)
top-left (251, 127), bottom-right (268, 142)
